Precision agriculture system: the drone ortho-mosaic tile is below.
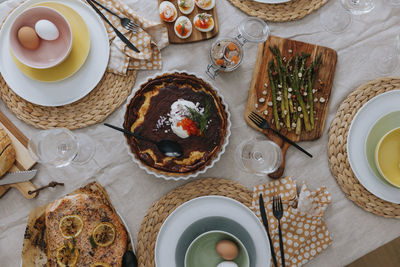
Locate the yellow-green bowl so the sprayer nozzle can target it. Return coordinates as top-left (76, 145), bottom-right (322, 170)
top-left (375, 127), bottom-right (400, 188)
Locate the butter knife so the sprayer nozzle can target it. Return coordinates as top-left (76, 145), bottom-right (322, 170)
top-left (259, 193), bottom-right (278, 267)
top-left (85, 0), bottom-right (140, 53)
top-left (0, 170), bottom-right (37, 186)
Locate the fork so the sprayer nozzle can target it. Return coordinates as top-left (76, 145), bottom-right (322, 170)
top-left (273, 195), bottom-right (285, 267)
top-left (248, 112), bottom-right (312, 158)
top-left (90, 0), bottom-right (139, 32)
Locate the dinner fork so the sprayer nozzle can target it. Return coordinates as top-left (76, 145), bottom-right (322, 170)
top-left (248, 112), bottom-right (312, 158)
top-left (90, 0), bottom-right (139, 32)
top-left (272, 195), bottom-right (285, 267)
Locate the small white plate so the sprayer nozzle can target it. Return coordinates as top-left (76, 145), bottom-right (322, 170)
top-left (347, 90), bottom-right (400, 204)
top-left (155, 196), bottom-right (271, 267)
top-left (252, 0), bottom-right (291, 4)
top-left (0, 0), bottom-right (109, 106)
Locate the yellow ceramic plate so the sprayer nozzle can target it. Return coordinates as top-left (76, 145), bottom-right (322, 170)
top-left (11, 2), bottom-right (90, 82)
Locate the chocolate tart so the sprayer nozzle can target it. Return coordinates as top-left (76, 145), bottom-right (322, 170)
top-left (123, 72), bottom-right (230, 179)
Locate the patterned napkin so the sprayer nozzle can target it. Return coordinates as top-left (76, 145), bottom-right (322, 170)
top-left (84, 0), bottom-right (169, 74)
top-left (251, 177), bottom-right (332, 267)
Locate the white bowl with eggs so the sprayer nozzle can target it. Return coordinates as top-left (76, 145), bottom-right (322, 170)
top-left (9, 6), bottom-right (72, 69)
top-left (155, 195), bottom-right (271, 267)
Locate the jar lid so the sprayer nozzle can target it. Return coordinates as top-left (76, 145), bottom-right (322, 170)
top-left (238, 17), bottom-right (270, 43)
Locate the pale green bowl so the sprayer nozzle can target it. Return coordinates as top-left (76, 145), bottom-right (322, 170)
top-left (184, 230), bottom-right (249, 267)
top-left (366, 110), bottom-right (400, 186)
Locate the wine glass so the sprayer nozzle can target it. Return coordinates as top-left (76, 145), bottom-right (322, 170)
top-left (371, 34), bottom-right (400, 76)
top-left (319, 0), bottom-right (375, 34)
top-left (28, 128), bottom-right (95, 168)
top-left (235, 138), bottom-right (282, 175)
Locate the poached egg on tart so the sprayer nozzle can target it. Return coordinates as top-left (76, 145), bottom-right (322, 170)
top-left (193, 13), bottom-right (214, 32)
top-left (178, 0), bottom-right (195, 15)
top-left (195, 0), bottom-right (215, 10)
top-left (174, 16), bottom-right (192, 39)
top-left (159, 1), bottom-right (178, 22)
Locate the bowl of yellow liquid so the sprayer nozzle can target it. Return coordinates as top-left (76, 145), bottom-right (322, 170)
top-left (375, 127), bottom-right (400, 188)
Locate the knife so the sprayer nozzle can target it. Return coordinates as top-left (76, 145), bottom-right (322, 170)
top-left (0, 170), bottom-right (37, 186)
top-left (85, 0), bottom-right (140, 53)
top-left (259, 193), bottom-right (279, 267)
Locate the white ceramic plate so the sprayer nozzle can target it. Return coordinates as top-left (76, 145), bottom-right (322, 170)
top-left (252, 0), bottom-right (291, 4)
top-left (123, 70), bottom-right (231, 181)
top-left (0, 0), bottom-right (109, 106)
top-left (347, 90), bottom-right (400, 204)
top-left (155, 196), bottom-right (271, 267)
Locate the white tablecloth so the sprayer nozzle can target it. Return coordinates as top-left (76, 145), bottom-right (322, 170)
top-left (1, 0), bottom-right (400, 266)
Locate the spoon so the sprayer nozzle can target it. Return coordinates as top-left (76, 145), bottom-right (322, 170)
top-left (104, 123), bottom-right (183, 157)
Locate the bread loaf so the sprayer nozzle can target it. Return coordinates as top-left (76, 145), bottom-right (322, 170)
top-left (0, 128), bottom-right (16, 177)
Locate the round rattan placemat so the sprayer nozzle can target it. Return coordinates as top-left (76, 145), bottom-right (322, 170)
top-left (136, 178), bottom-right (252, 267)
top-left (0, 70), bottom-right (136, 129)
top-left (227, 0), bottom-right (329, 22)
top-left (328, 77), bottom-right (400, 219)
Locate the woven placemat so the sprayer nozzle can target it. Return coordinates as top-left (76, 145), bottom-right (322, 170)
top-left (0, 70), bottom-right (136, 129)
top-left (328, 77), bottom-right (400, 219)
top-left (227, 0), bottom-right (328, 22)
top-left (136, 178), bottom-right (252, 267)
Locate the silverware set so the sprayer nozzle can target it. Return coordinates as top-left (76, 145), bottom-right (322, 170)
top-left (85, 0), bottom-right (140, 53)
top-left (259, 194), bottom-right (286, 267)
top-left (248, 111), bottom-right (313, 158)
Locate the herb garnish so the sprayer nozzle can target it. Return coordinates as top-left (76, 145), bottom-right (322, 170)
top-left (186, 100), bottom-right (211, 134)
top-left (89, 235), bottom-right (98, 249)
top-left (180, 22), bottom-right (186, 35)
top-left (68, 237), bottom-right (76, 254)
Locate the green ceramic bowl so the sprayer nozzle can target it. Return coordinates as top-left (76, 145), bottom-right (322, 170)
top-left (366, 111), bottom-right (400, 186)
top-left (185, 230), bottom-right (249, 267)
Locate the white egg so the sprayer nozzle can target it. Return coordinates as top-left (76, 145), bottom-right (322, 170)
top-left (159, 1), bottom-right (178, 22)
top-left (35, 20), bottom-right (59, 41)
top-left (193, 13), bottom-right (214, 32)
top-left (217, 261), bottom-right (239, 267)
top-left (178, 0), bottom-right (195, 15)
top-left (195, 0), bottom-right (215, 10)
top-left (174, 16), bottom-right (192, 39)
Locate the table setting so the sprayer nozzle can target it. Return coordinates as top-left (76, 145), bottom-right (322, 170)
top-left (0, 0), bottom-right (400, 267)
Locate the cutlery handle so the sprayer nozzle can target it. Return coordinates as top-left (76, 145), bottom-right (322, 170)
top-left (85, 0), bottom-right (140, 53)
top-left (259, 194), bottom-right (279, 267)
top-left (271, 128), bottom-right (313, 158)
top-left (104, 124), bottom-right (154, 144)
top-left (278, 220), bottom-right (285, 267)
top-left (90, 0), bottom-right (120, 18)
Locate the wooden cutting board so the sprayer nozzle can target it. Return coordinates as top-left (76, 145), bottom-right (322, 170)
top-left (0, 111), bottom-right (37, 199)
top-left (245, 35), bottom-right (337, 178)
top-left (158, 0), bottom-right (219, 44)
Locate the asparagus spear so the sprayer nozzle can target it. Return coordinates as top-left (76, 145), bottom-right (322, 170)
top-left (307, 53), bottom-right (322, 129)
top-left (268, 60), bottom-right (281, 130)
top-left (291, 54), bottom-right (312, 132)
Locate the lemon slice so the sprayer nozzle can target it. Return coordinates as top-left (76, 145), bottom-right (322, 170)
top-left (59, 215), bottom-right (84, 239)
top-left (90, 263), bottom-right (111, 267)
top-left (56, 243), bottom-right (79, 267)
top-left (92, 222), bottom-right (116, 247)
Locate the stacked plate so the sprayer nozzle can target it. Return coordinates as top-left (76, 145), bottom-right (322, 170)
top-left (0, 0), bottom-right (109, 106)
top-left (347, 90), bottom-right (400, 204)
top-left (155, 196), bottom-right (272, 267)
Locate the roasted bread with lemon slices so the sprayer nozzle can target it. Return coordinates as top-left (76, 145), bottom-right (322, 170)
top-left (0, 128), bottom-right (16, 177)
top-left (21, 182), bottom-right (129, 267)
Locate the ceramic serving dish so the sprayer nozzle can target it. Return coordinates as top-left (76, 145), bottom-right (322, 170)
top-left (123, 70), bottom-right (231, 181)
top-left (9, 6), bottom-right (72, 69)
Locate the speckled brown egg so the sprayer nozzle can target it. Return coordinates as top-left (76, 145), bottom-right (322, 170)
top-left (216, 240), bottom-right (239, 261)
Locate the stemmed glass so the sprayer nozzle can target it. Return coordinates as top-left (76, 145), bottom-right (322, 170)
top-left (319, 0), bottom-right (375, 33)
top-left (371, 34), bottom-right (400, 76)
top-left (28, 128), bottom-right (95, 168)
top-left (235, 138), bottom-right (282, 175)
